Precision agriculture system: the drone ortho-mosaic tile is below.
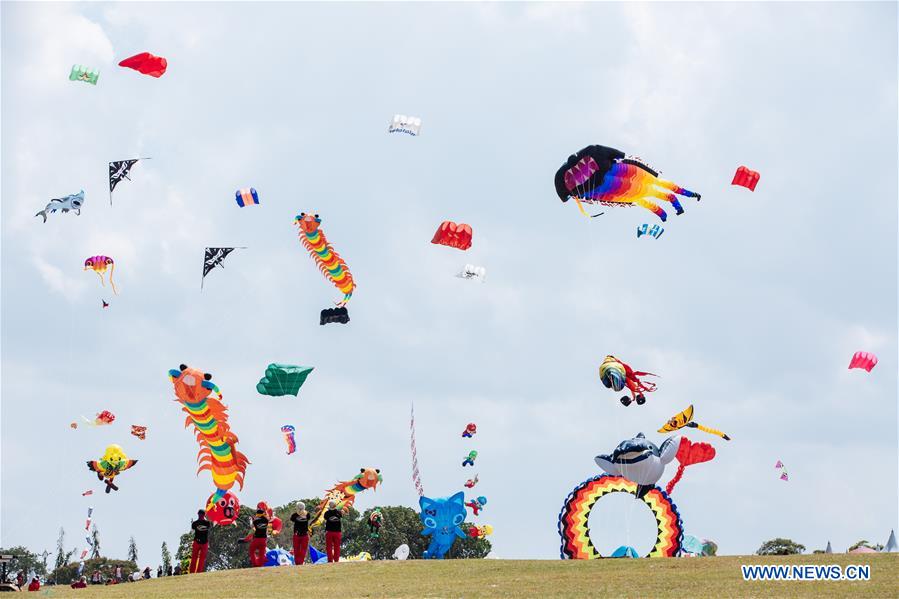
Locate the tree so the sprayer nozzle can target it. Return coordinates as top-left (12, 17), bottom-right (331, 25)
top-left (848, 540), bottom-right (883, 552)
top-left (90, 525), bottom-right (101, 559)
top-left (127, 536), bottom-right (138, 564)
top-left (0, 546), bottom-right (48, 582)
top-left (756, 538), bottom-right (806, 555)
top-left (161, 542), bottom-right (172, 573)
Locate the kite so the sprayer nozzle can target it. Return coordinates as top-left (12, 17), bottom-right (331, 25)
top-left (168, 364), bottom-right (250, 516)
top-left (84, 507), bottom-right (94, 531)
top-left (775, 460), bottom-right (788, 482)
top-left (431, 221), bottom-right (473, 250)
top-left (310, 468), bottom-right (382, 529)
top-left (320, 308), bottom-right (350, 325)
top-left (86, 444), bottom-right (138, 493)
top-left (780, 471), bottom-right (789, 482)
top-left (461, 423), bottom-right (477, 438)
top-left (263, 548), bottom-right (294, 567)
top-left (554, 145), bottom-right (700, 222)
top-left (637, 224), bottom-right (664, 239)
top-left (69, 65), bottom-right (99, 85)
top-left (664, 437), bottom-right (716, 495)
top-left (594, 433), bottom-right (680, 498)
top-left (599, 355), bottom-right (658, 406)
top-left (344, 551), bottom-right (372, 561)
top-left (457, 264), bottom-right (486, 282)
top-left (130, 425), bottom-right (147, 441)
top-left (774, 460), bottom-right (783, 469)
top-left (201, 247), bottom-right (245, 289)
top-left (368, 509), bottom-right (383, 538)
top-left (388, 114), bottom-right (422, 136)
top-left (81, 410), bottom-right (115, 427)
top-left (393, 544), bottom-right (410, 560)
top-left (35, 190), bottom-right (85, 223)
top-left (419, 492), bottom-right (467, 559)
top-left (207, 491), bottom-right (240, 526)
top-left (464, 475), bottom-right (479, 489)
top-left (658, 405), bottom-right (731, 440)
top-left (109, 159), bottom-right (148, 205)
top-left (295, 213), bottom-right (356, 322)
top-left (466, 524), bottom-right (494, 539)
top-left (410, 403), bottom-right (424, 497)
top-left (102, 300), bottom-right (109, 309)
top-left (84, 256), bottom-right (118, 295)
top-left (82, 490), bottom-right (93, 496)
top-left (731, 166), bottom-right (760, 191)
top-left (462, 450), bottom-right (478, 467)
top-left (848, 351), bottom-right (878, 372)
top-left (558, 474), bottom-right (683, 559)
top-left (257, 502), bottom-right (283, 536)
top-left (281, 425), bottom-right (296, 455)
top-left (465, 496), bottom-right (487, 516)
top-left (256, 364), bottom-right (314, 397)
top-left (70, 422), bottom-right (78, 429)
top-left (118, 52), bottom-right (167, 77)
top-left (235, 188), bottom-right (259, 208)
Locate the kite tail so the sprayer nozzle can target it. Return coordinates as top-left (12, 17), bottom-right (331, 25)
top-left (108, 262), bottom-right (118, 295)
top-left (694, 423), bottom-right (731, 440)
top-left (665, 464), bottom-right (686, 495)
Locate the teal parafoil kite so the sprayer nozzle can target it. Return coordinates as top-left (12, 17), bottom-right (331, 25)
top-left (256, 364), bottom-right (313, 397)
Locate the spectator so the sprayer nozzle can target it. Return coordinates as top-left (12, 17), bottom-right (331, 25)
top-left (27, 576), bottom-right (40, 592)
top-left (239, 508), bottom-right (269, 567)
top-left (290, 502), bottom-right (311, 565)
top-left (91, 570), bottom-right (101, 584)
top-left (15, 571), bottom-right (24, 589)
top-left (167, 565), bottom-right (173, 577)
top-left (157, 565), bottom-right (162, 578)
top-left (71, 576), bottom-right (88, 589)
top-left (142, 566), bottom-right (151, 580)
top-left (190, 508), bottom-right (211, 573)
top-left (324, 499), bottom-right (343, 563)
top-left (173, 563), bottom-right (182, 576)
top-left (115, 564), bottom-right (123, 582)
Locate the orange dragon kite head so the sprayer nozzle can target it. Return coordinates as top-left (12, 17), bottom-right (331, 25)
top-left (169, 364), bottom-right (219, 403)
top-left (295, 212), bottom-right (322, 234)
top-left (357, 467), bottom-right (382, 491)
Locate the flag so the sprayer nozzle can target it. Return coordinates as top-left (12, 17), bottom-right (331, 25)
top-left (201, 247), bottom-right (244, 289)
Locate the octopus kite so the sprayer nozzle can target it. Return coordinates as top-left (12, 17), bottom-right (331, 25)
top-left (310, 467), bottom-right (382, 529)
top-left (295, 213), bottom-right (355, 307)
top-left (168, 364), bottom-right (250, 518)
top-left (599, 355), bottom-right (658, 406)
top-left (84, 256), bottom-right (117, 294)
top-left (87, 444), bottom-right (137, 493)
top-left (555, 145), bottom-right (701, 222)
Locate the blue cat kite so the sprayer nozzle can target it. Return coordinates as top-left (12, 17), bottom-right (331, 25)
top-left (419, 492), bottom-right (467, 559)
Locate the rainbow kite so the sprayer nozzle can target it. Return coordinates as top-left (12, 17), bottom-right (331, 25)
top-left (295, 213), bottom-right (355, 307)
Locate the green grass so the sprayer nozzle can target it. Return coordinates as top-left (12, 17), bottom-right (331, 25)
top-left (42, 554), bottom-right (898, 598)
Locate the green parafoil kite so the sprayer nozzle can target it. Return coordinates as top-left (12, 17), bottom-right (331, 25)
top-left (256, 364), bottom-right (313, 397)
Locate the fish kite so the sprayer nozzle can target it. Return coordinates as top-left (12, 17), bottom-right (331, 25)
top-left (636, 224), bottom-right (664, 239)
top-left (86, 444), bottom-right (137, 493)
top-left (310, 468), bottom-right (382, 529)
top-left (658, 405), bottom-right (731, 440)
top-left (130, 425), bottom-right (147, 441)
top-left (555, 145), bottom-right (700, 222)
top-left (388, 114), bottom-right (422, 136)
top-left (599, 355), bottom-right (658, 406)
top-left (84, 256), bottom-right (118, 295)
top-left (69, 65), bottom-right (99, 85)
top-left (281, 425), bottom-right (296, 455)
top-left (731, 166), bottom-right (760, 191)
top-left (848, 351), bottom-right (877, 372)
top-left (109, 159), bottom-right (147, 205)
top-left (594, 432), bottom-right (679, 498)
top-left (664, 437), bottom-right (716, 495)
top-left (35, 190), bottom-right (85, 223)
top-left (118, 52), bottom-right (167, 77)
top-left (256, 364), bottom-right (314, 397)
top-left (235, 188), bottom-right (259, 207)
top-left (201, 247), bottom-right (245, 290)
top-left (169, 364), bottom-right (250, 516)
top-left (295, 213), bottom-right (355, 323)
top-left (431, 221), bottom-right (473, 250)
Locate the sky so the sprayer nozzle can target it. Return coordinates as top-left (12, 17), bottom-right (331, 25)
top-left (1, 2), bottom-right (897, 564)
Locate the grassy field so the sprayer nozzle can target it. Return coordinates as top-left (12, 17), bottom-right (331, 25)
top-left (41, 554), bottom-right (898, 598)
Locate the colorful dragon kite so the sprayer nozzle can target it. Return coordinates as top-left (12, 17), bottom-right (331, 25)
top-left (295, 213), bottom-right (355, 307)
top-left (168, 364), bottom-right (250, 519)
top-left (310, 467), bottom-right (382, 529)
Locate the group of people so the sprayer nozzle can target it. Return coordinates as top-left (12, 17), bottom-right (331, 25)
top-left (189, 499), bottom-right (346, 572)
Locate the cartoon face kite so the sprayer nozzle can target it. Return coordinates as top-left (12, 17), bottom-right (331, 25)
top-left (84, 256), bottom-right (118, 295)
top-left (86, 444), bottom-right (137, 493)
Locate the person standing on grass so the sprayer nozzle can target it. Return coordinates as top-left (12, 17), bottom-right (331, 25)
top-left (239, 508), bottom-right (269, 567)
top-left (324, 499), bottom-right (343, 563)
top-left (290, 502), bottom-right (311, 565)
top-left (190, 509), bottom-right (211, 573)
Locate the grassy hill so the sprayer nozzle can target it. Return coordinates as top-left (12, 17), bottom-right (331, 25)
top-left (43, 554), bottom-right (898, 598)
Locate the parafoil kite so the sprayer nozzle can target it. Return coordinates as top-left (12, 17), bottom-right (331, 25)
top-left (256, 364), bottom-right (313, 397)
top-left (658, 405), bottom-right (731, 440)
top-left (431, 221), bottom-right (473, 250)
top-left (295, 213), bottom-right (356, 323)
top-left (69, 65), bottom-right (99, 85)
top-left (130, 425), bottom-right (147, 441)
top-left (461, 423), bottom-right (477, 438)
top-left (637, 224), bottom-right (664, 239)
top-left (555, 145), bottom-right (700, 222)
top-left (464, 475), bottom-right (479, 489)
top-left (598, 355), bottom-right (658, 406)
top-left (368, 508), bottom-right (383, 538)
top-left (87, 444), bottom-right (137, 493)
top-left (168, 365), bottom-right (250, 515)
top-left (848, 351), bottom-right (877, 372)
top-left (462, 450), bottom-right (478, 467)
top-left (281, 425), bottom-right (296, 455)
top-left (118, 52), bottom-right (167, 77)
top-left (235, 188), bottom-right (259, 207)
top-left (310, 468), bottom-right (382, 529)
top-left (81, 411), bottom-right (115, 427)
top-left (320, 307), bottom-right (350, 325)
top-left (388, 114), bottom-right (422, 136)
top-left (84, 256), bottom-right (118, 295)
top-left (420, 492), bottom-right (467, 559)
top-left (457, 264), bottom-right (486, 282)
top-left (35, 190), bottom-right (85, 223)
top-left (594, 433), bottom-right (680, 498)
top-left (664, 437), bottom-right (715, 495)
top-left (465, 496), bottom-right (487, 516)
top-left (109, 159), bottom-right (147, 205)
top-left (731, 166), bottom-right (760, 191)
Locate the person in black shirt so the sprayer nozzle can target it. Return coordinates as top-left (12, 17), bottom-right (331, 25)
top-left (290, 502), bottom-right (311, 565)
top-left (323, 499), bottom-right (343, 562)
top-left (243, 509), bottom-right (268, 567)
top-left (190, 509), bottom-right (211, 573)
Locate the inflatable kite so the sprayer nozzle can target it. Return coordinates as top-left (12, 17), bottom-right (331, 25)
top-left (130, 425), bottom-right (147, 440)
top-left (168, 365), bottom-right (250, 517)
top-left (461, 423), bottom-right (477, 438)
top-left (118, 52), bottom-right (167, 77)
top-left (594, 433), bottom-right (680, 498)
top-left (465, 496), bottom-right (487, 516)
top-left (462, 450), bottom-right (478, 467)
top-left (256, 364), bottom-right (313, 397)
top-left (658, 405), bottom-right (731, 440)
top-left (599, 355), bottom-right (658, 406)
top-left (86, 444), bottom-right (137, 493)
top-left (393, 544), bottom-right (410, 560)
top-left (558, 474), bottom-right (682, 559)
top-left (431, 221), bottom-right (473, 250)
top-left (81, 411), bottom-right (115, 427)
top-left (35, 190), bottom-right (85, 223)
top-left (295, 213), bottom-right (355, 323)
top-left (420, 492), bottom-right (467, 559)
top-left (681, 535), bottom-right (717, 557)
top-left (368, 508), bottom-right (383, 538)
top-left (555, 145), bottom-right (700, 222)
top-left (84, 256), bottom-right (118, 295)
top-left (235, 188), bottom-right (259, 208)
top-left (69, 65), bottom-right (99, 85)
top-left (281, 425), bottom-right (296, 455)
top-left (731, 166), bottom-right (760, 191)
top-left (464, 475), bottom-right (479, 489)
top-left (457, 264), bottom-right (486, 282)
top-left (257, 502), bottom-right (283, 536)
top-left (207, 491), bottom-right (240, 526)
top-left (263, 548), bottom-right (294, 567)
top-left (388, 114), bottom-right (422, 136)
top-left (344, 552), bottom-right (372, 561)
top-left (637, 224), bottom-right (664, 239)
top-left (664, 437), bottom-right (716, 495)
top-left (320, 307), bottom-right (349, 325)
top-left (848, 351), bottom-right (878, 372)
top-left (467, 524), bottom-right (493, 539)
top-left (310, 468), bottom-right (382, 529)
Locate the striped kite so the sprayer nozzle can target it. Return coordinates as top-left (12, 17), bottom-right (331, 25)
top-left (295, 213), bottom-right (355, 323)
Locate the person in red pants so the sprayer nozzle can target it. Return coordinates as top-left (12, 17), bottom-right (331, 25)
top-left (324, 499), bottom-right (343, 563)
top-left (290, 502), bottom-right (311, 565)
top-left (189, 509), bottom-right (211, 573)
top-left (244, 508), bottom-right (269, 566)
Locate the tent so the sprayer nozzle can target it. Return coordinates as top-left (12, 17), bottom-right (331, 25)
top-left (882, 530), bottom-right (897, 553)
top-left (825, 541), bottom-right (832, 554)
top-left (610, 546), bottom-right (638, 558)
top-left (848, 546), bottom-right (877, 554)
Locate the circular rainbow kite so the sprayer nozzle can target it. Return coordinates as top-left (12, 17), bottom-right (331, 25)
top-left (558, 474), bottom-right (682, 559)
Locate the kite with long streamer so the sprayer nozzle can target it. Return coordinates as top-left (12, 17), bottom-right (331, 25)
top-left (410, 404), bottom-right (424, 497)
top-left (665, 437), bottom-right (716, 495)
top-left (84, 256), bottom-right (118, 295)
top-left (310, 468), bottom-right (382, 529)
top-left (658, 405), bottom-right (731, 440)
top-left (281, 425), bottom-right (296, 455)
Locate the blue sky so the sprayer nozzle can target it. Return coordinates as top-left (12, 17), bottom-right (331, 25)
top-left (1, 2), bottom-right (896, 563)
